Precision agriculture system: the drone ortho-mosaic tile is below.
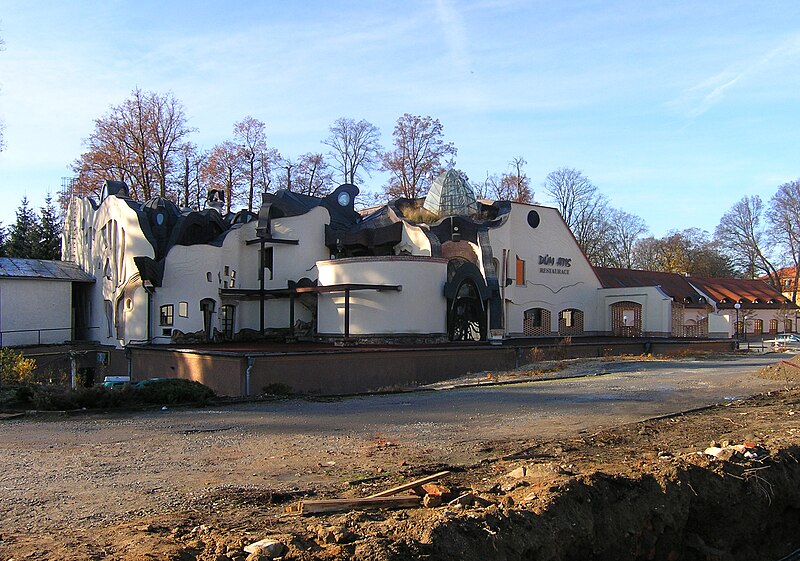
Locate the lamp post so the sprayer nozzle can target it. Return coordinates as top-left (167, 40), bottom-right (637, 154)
top-left (734, 302), bottom-right (741, 344)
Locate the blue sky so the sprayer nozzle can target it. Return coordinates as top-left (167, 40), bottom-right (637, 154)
top-left (1, 1), bottom-right (799, 237)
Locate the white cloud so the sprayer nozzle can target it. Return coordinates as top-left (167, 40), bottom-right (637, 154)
top-left (668, 33), bottom-right (800, 119)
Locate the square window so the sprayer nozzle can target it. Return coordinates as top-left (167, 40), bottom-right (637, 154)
top-left (178, 302), bottom-right (189, 318)
top-left (159, 304), bottom-right (174, 326)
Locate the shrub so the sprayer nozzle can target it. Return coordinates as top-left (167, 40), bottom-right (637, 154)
top-left (13, 378), bottom-right (216, 411)
top-left (131, 378), bottom-right (216, 405)
top-left (0, 348), bottom-right (36, 385)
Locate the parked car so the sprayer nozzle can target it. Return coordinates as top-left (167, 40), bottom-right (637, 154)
top-left (101, 376), bottom-right (130, 389)
top-left (768, 334), bottom-right (800, 349)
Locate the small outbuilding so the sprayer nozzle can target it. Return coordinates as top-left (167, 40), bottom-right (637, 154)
top-left (0, 257), bottom-right (95, 346)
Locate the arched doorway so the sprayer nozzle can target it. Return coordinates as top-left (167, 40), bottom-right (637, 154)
top-left (445, 258), bottom-right (489, 341)
top-left (610, 301), bottom-right (642, 337)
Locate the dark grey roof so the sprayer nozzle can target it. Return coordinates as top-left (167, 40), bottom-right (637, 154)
top-left (0, 258), bottom-right (95, 282)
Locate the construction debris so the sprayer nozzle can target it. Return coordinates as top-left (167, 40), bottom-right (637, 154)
top-left (285, 495), bottom-right (421, 515)
top-left (366, 471), bottom-right (451, 498)
top-left (703, 441), bottom-right (769, 462)
top-left (286, 471), bottom-right (451, 515)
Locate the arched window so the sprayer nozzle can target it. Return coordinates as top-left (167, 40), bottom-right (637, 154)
top-left (523, 308), bottom-right (551, 336)
top-left (558, 309), bottom-right (584, 336)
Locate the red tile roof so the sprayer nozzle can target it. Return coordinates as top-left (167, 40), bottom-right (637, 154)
top-left (593, 267), bottom-right (796, 310)
top-left (593, 268), bottom-right (709, 307)
top-left (687, 277), bottom-right (793, 309)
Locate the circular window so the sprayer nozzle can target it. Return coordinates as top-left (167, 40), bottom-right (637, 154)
top-left (337, 191), bottom-right (351, 207)
top-left (527, 210), bottom-right (540, 228)
top-left (125, 298), bottom-right (133, 310)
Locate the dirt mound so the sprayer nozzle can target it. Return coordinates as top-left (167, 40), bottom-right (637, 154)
top-left (758, 353), bottom-right (800, 381)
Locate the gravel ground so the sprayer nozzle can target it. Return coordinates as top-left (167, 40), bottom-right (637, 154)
top-left (0, 352), bottom-right (797, 560)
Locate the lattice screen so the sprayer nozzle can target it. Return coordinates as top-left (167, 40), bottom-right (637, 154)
top-left (611, 301), bottom-right (642, 337)
top-left (523, 308), bottom-right (551, 336)
top-left (558, 309), bottom-right (584, 336)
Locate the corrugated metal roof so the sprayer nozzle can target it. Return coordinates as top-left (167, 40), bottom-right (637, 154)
top-left (0, 258), bottom-right (94, 282)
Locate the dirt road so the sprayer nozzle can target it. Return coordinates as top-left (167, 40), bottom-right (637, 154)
top-left (1, 353), bottom-right (798, 560)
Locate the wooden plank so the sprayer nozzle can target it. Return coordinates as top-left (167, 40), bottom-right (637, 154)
top-left (366, 471), bottom-right (451, 498)
top-left (288, 496), bottom-right (421, 515)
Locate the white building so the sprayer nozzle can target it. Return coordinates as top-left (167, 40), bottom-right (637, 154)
top-left (0, 258), bottom-right (94, 346)
top-left (58, 174), bottom-right (795, 349)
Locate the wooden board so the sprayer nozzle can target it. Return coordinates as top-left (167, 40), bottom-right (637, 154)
top-left (288, 495), bottom-right (421, 515)
top-left (366, 471), bottom-right (451, 498)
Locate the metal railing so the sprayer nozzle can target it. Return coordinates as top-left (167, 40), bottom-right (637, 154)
top-left (0, 327), bottom-right (73, 347)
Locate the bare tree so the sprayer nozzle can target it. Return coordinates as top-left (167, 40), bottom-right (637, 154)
top-left (767, 180), bottom-right (800, 301)
top-left (543, 168), bottom-right (614, 263)
top-left (202, 141), bottom-right (243, 214)
top-left (607, 209), bottom-right (648, 269)
top-left (233, 116), bottom-right (269, 212)
top-left (148, 90), bottom-right (194, 198)
top-left (257, 147), bottom-right (282, 193)
top-left (543, 168), bottom-right (597, 228)
top-left (715, 195), bottom-right (779, 285)
top-left (323, 118), bottom-right (381, 185)
top-left (177, 142), bottom-right (207, 210)
top-left (495, 157), bottom-right (532, 203)
top-left (474, 172), bottom-right (497, 200)
top-left (381, 114), bottom-right (457, 199)
top-left (293, 153), bottom-right (333, 197)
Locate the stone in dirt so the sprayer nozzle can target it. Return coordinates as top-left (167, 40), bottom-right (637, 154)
top-left (244, 538), bottom-right (286, 558)
top-left (317, 525), bottom-right (354, 545)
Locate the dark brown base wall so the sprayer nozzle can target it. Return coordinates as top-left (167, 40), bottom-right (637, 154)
top-left (124, 338), bottom-right (738, 397)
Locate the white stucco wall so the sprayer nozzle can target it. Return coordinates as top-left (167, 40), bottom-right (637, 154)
top-left (316, 257), bottom-right (447, 336)
top-left (155, 206), bottom-right (332, 340)
top-left (488, 203), bottom-right (603, 335)
top-left (597, 286), bottom-right (674, 336)
top-left (0, 279), bottom-right (73, 345)
top-left (64, 195), bottom-right (155, 346)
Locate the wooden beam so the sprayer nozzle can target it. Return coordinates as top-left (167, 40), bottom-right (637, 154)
top-left (366, 471), bottom-right (451, 498)
top-left (287, 495), bottom-right (421, 515)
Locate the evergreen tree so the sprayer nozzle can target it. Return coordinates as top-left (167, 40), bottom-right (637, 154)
top-left (0, 223), bottom-right (7, 257)
top-left (34, 194), bottom-right (62, 260)
top-left (6, 197), bottom-right (39, 258)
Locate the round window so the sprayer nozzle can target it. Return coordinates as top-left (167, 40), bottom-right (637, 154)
top-left (527, 210), bottom-right (540, 228)
top-left (337, 191), bottom-right (351, 207)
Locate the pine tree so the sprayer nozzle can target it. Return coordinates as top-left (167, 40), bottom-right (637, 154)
top-left (34, 194), bottom-right (62, 260)
top-left (0, 223), bottom-right (7, 257)
top-left (6, 197), bottom-right (39, 258)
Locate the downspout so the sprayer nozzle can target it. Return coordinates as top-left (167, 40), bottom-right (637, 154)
top-left (146, 290), bottom-right (153, 343)
top-left (245, 356), bottom-right (255, 397)
top-left (502, 248), bottom-right (509, 338)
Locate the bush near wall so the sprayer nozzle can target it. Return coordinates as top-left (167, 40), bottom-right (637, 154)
top-left (0, 348), bottom-right (37, 385)
top-left (2, 378), bottom-right (216, 411)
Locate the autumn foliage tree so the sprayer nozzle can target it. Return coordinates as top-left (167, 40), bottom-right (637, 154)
top-left (70, 89), bottom-right (193, 203)
top-left (381, 114), bottom-right (457, 199)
